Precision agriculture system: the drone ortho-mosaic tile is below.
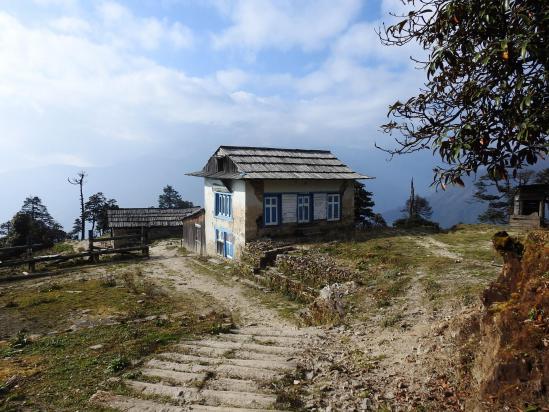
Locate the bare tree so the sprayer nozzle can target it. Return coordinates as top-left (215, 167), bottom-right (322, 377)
top-left (68, 171), bottom-right (87, 240)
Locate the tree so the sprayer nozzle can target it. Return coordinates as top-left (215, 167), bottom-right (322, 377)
top-left (20, 196), bottom-right (57, 227)
top-left (1, 197), bottom-right (65, 246)
top-left (68, 171), bottom-right (87, 240)
top-left (84, 193), bottom-right (118, 235)
top-left (68, 218), bottom-right (82, 240)
top-left (378, 0), bottom-right (548, 187)
top-left (354, 182), bottom-right (387, 227)
top-left (400, 179), bottom-right (434, 220)
top-left (401, 195), bottom-right (433, 220)
top-left (534, 168), bottom-right (549, 184)
top-left (474, 168), bottom-right (545, 224)
top-left (158, 185), bottom-right (193, 209)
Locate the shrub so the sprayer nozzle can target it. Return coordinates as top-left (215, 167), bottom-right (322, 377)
top-left (100, 274), bottom-right (117, 288)
top-left (393, 216), bottom-right (440, 230)
top-left (107, 355), bottom-right (129, 373)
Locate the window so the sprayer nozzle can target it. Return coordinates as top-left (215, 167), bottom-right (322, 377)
top-left (215, 229), bottom-right (233, 259)
top-left (215, 229), bottom-right (224, 255)
top-left (297, 195), bottom-right (311, 223)
top-left (215, 193), bottom-right (232, 218)
top-left (264, 195), bottom-right (279, 225)
top-left (327, 194), bottom-right (341, 221)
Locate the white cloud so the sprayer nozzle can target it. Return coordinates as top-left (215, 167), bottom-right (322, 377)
top-left (216, 69), bottom-right (249, 91)
top-left (49, 16), bottom-right (91, 33)
top-left (0, 0), bottom-right (424, 178)
top-left (97, 1), bottom-right (193, 50)
top-left (212, 0), bottom-right (361, 52)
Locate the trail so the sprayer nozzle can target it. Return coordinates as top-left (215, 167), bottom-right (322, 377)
top-left (91, 243), bottom-right (318, 412)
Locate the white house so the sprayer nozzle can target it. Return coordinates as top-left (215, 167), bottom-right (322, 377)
top-left (187, 146), bottom-right (370, 259)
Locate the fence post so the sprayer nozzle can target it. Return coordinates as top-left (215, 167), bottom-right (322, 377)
top-left (88, 230), bottom-right (96, 263)
top-left (141, 227), bottom-right (149, 258)
top-left (26, 238), bottom-right (35, 273)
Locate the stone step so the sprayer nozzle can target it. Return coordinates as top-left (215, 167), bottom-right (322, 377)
top-left (145, 359), bottom-right (280, 381)
top-left (174, 344), bottom-right (295, 362)
top-left (230, 327), bottom-right (316, 338)
top-left (90, 391), bottom-right (285, 412)
top-left (157, 352), bottom-right (297, 371)
top-left (124, 379), bottom-right (278, 409)
top-left (184, 339), bottom-right (297, 356)
top-left (215, 333), bottom-right (304, 346)
top-left (90, 391), bottom-right (184, 411)
top-left (141, 368), bottom-right (265, 393)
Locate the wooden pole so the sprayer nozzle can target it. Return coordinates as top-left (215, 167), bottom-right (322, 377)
top-left (88, 229), bottom-right (96, 262)
top-left (26, 238), bottom-right (35, 273)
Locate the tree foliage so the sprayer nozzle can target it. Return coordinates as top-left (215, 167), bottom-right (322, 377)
top-left (1, 197), bottom-right (65, 246)
top-left (354, 182), bottom-right (387, 227)
top-left (158, 185), bottom-right (194, 209)
top-left (379, 0), bottom-right (548, 186)
top-left (401, 195), bottom-right (434, 220)
top-left (84, 192), bottom-right (118, 235)
top-left (474, 168), bottom-right (546, 223)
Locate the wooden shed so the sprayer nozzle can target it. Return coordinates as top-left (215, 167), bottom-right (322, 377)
top-left (181, 208), bottom-right (205, 255)
top-left (107, 208), bottom-right (201, 246)
top-left (510, 184), bottom-right (548, 229)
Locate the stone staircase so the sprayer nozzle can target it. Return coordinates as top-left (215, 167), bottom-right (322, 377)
top-left (91, 326), bottom-right (314, 411)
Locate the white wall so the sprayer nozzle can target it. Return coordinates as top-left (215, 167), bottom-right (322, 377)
top-left (204, 178), bottom-right (246, 258)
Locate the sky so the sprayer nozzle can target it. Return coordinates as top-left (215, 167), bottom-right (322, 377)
top-left (0, 0), bottom-right (444, 230)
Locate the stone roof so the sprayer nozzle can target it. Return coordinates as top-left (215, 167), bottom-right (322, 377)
top-left (187, 146), bottom-right (371, 180)
top-left (107, 207), bottom-right (202, 228)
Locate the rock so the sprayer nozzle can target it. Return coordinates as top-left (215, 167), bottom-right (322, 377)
top-left (360, 397), bottom-right (372, 410)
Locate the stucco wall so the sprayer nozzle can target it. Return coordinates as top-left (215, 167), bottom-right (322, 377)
top-left (244, 179), bottom-right (355, 241)
top-left (204, 178), bottom-right (246, 258)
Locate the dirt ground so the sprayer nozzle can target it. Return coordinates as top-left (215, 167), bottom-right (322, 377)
top-left (1, 228), bottom-right (508, 411)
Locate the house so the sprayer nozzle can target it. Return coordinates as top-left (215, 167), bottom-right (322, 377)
top-left (509, 184), bottom-right (548, 229)
top-left (187, 146), bottom-right (371, 259)
top-left (107, 207), bottom-right (201, 246)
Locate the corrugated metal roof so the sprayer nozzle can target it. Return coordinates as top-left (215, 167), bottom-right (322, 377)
top-left (107, 207), bottom-right (202, 228)
top-left (187, 146), bottom-right (371, 180)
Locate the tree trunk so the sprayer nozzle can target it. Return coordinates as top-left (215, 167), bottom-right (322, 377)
top-left (80, 183), bottom-right (85, 240)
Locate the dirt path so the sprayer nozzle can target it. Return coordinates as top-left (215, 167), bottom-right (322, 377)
top-left (92, 243), bottom-right (318, 411)
top-left (418, 236), bottom-right (462, 260)
top-left (149, 244), bottom-right (291, 329)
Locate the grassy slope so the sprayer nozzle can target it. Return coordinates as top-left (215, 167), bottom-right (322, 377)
top-left (308, 224), bottom-right (502, 322)
top-left (0, 266), bottom-right (228, 412)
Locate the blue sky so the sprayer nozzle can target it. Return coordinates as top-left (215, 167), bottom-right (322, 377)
top-left (0, 0), bottom-right (442, 229)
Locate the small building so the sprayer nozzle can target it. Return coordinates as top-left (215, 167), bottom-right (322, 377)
top-left (107, 207), bottom-right (201, 246)
top-left (510, 184), bottom-right (548, 229)
top-left (187, 146), bottom-right (370, 259)
top-left (181, 208), bottom-right (206, 255)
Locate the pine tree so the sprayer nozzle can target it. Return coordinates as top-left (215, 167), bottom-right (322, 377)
top-left (473, 170), bottom-right (536, 224)
top-left (158, 185), bottom-right (193, 209)
top-left (354, 182), bottom-right (386, 228)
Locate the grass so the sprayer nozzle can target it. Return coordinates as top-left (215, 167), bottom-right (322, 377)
top-left (305, 225), bottom-right (502, 319)
top-left (0, 264), bottom-right (228, 411)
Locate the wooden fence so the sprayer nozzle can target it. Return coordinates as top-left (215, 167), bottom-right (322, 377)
top-left (0, 229), bottom-right (149, 279)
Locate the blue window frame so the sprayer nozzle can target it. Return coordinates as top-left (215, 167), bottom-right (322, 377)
top-left (215, 192), bottom-right (232, 219)
top-left (215, 228), bottom-right (234, 259)
top-left (264, 195), bottom-right (280, 226)
top-left (327, 194), bottom-right (341, 221)
top-left (297, 195), bottom-right (311, 223)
